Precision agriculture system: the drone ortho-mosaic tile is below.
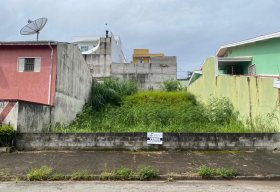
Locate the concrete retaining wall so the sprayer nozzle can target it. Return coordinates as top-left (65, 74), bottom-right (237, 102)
top-left (54, 44), bottom-right (92, 125)
top-left (15, 133), bottom-right (280, 151)
top-left (17, 102), bottom-right (51, 132)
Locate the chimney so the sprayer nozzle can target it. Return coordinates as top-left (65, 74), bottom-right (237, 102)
top-left (106, 30), bottom-right (109, 38)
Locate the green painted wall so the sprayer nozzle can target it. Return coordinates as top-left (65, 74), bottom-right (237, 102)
top-left (225, 38), bottom-right (280, 75)
top-left (188, 57), bottom-right (280, 130)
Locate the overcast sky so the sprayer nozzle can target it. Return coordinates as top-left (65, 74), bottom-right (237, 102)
top-left (1, 0), bottom-right (280, 78)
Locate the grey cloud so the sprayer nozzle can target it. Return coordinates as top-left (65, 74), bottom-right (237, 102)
top-left (1, 0), bottom-right (280, 78)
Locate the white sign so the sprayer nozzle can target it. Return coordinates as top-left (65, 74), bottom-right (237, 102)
top-left (147, 132), bottom-right (163, 145)
top-left (273, 79), bottom-right (280, 89)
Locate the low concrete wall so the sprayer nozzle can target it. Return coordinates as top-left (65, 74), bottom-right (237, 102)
top-left (15, 133), bottom-right (280, 151)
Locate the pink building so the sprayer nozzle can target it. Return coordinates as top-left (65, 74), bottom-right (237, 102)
top-left (0, 41), bottom-right (92, 132)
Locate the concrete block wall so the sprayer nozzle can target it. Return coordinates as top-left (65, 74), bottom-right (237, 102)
top-left (111, 56), bottom-right (177, 90)
top-left (54, 43), bottom-right (92, 125)
top-left (84, 37), bottom-right (112, 79)
top-left (15, 133), bottom-right (280, 151)
top-left (17, 102), bottom-right (51, 132)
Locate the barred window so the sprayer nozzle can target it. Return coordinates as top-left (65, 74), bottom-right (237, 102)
top-left (18, 58), bottom-right (41, 72)
top-left (24, 58), bottom-right (35, 71)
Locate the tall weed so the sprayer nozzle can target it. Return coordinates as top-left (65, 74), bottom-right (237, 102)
top-left (90, 79), bottom-right (137, 111)
top-left (53, 92), bottom-right (250, 133)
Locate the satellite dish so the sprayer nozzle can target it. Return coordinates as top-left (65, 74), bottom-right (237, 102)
top-left (20, 17), bottom-right (48, 41)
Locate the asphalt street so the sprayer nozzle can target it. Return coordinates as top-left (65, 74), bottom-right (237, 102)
top-left (0, 181), bottom-right (280, 192)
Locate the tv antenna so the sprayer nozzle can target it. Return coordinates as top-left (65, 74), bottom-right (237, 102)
top-left (20, 17), bottom-right (48, 41)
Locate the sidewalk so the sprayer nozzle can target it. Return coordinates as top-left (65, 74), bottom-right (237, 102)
top-left (0, 150), bottom-right (280, 177)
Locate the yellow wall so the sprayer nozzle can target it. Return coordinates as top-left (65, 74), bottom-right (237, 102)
top-left (132, 49), bottom-right (164, 64)
top-left (188, 57), bottom-right (280, 129)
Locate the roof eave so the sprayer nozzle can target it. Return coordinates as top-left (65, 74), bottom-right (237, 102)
top-left (216, 31), bottom-right (280, 57)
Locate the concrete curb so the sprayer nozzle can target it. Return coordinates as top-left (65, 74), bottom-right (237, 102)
top-left (1, 175), bottom-right (280, 182)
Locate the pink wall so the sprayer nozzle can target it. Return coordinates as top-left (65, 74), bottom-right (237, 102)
top-left (0, 45), bottom-right (57, 105)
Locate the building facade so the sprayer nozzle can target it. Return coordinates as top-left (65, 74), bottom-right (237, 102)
top-left (74, 33), bottom-right (177, 90)
top-left (73, 33), bottom-right (126, 79)
top-left (132, 49), bottom-right (164, 64)
top-left (216, 32), bottom-right (280, 76)
top-left (0, 41), bottom-right (92, 132)
top-left (188, 32), bottom-right (280, 129)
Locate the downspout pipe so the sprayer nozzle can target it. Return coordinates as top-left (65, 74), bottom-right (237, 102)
top-left (48, 43), bottom-right (54, 105)
top-left (48, 43), bottom-right (54, 131)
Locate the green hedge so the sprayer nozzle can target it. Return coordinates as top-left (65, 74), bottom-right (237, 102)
top-left (0, 125), bottom-right (15, 147)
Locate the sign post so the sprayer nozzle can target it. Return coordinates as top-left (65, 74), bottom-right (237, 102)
top-left (147, 132), bottom-right (163, 145)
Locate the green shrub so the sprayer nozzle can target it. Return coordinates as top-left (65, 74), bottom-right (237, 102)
top-left (90, 80), bottom-right (121, 111)
top-left (0, 125), bottom-right (15, 135)
top-left (0, 124), bottom-right (15, 147)
top-left (27, 166), bottom-right (53, 181)
top-left (205, 97), bottom-right (237, 124)
top-left (198, 166), bottom-right (237, 178)
top-left (216, 168), bottom-right (237, 178)
top-left (70, 170), bottom-right (91, 180)
top-left (197, 165), bottom-right (215, 177)
top-left (90, 79), bottom-right (137, 111)
top-left (104, 78), bottom-right (138, 97)
top-left (114, 167), bottom-right (133, 180)
top-left (162, 80), bottom-right (182, 91)
top-left (137, 166), bottom-right (159, 180)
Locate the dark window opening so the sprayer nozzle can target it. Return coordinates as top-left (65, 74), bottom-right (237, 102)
top-left (24, 58), bottom-right (35, 72)
top-left (218, 61), bottom-right (251, 75)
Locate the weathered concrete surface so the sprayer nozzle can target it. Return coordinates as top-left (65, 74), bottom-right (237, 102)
top-left (1, 181), bottom-right (280, 192)
top-left (17, 102), bottom-right (51, 132)
top-left (15, 43), bottom-right (92, 133)
top-left (0, 151), bottom-right (280, 177)
top-left (188, 57), bottom-right (280, 130)
top-left (83, 37), bottom-right (112, 78)
top-left (111, 56), bottom-right (177, 90)
top-left (15, 133), bottom-right (280, 151)
top-left (54, 44), bottom-right (92, 125)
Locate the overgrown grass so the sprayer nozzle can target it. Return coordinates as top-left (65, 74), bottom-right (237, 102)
top-left (162, 79), bottom-right (182, 91)
top-left (90, 78), bottom-right (137, 111)
top-left (53, 91), bottom-right (252, 133)
top-left (198, 165), bottom-right (237, 178)
top-left (27, 166), bottom-right (53, 181)
top-left (100, 167), bottom-right (134, 180)
top-left (52, 78), bottom-right (279, 133)
top-left (100, 166), bottom-right (158, 180)
top-left (114, 167), bottom-right (133, 180)
top-left (137, 166), bottom-right (159, 180)
top-left (70, 170), bottom-right (91, 180)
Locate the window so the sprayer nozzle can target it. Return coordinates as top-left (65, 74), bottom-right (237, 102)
top-left (80, 46), bottom-right (89, 52)
top-left (138, 57), bottom-right (144, 63)
top-left (18, 57), bottom-right (41, 72)
top-left (24, 58), bottom-right (35, 71)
